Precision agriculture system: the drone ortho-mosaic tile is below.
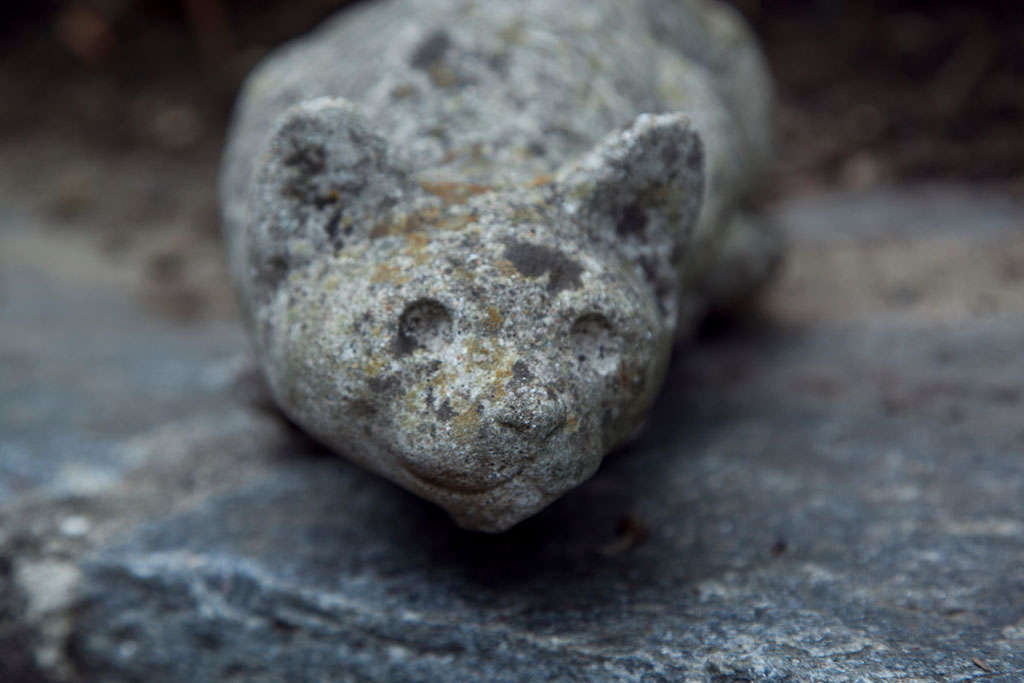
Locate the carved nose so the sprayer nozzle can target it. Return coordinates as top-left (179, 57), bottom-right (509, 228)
top-left (494, 389), bottom-right (566, 440)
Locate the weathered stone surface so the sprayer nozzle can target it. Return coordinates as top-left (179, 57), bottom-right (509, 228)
top-left (63, 316), bottom-right (1024, 681)
top-left (219, 0), bottom-right (779, 530)
top-left (3, 187), bottom-right (1024, 680)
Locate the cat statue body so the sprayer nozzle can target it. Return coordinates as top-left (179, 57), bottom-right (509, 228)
top-left (220, 0), bottom-right (780, 531)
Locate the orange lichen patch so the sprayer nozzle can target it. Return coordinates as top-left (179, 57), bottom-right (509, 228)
top-left (370, 261), bottom-right (410, 285)
top-left (488, 363), bottom-right (514, 402)
top-left (403, 235), bottom-right (435, 267)
top-left (508, 203), bottom-right (547, 225)
top-left (616, 364), bottom-right (644, 397)
top-left (493, 363), bottom-right (513, 382)
top-left (370, 204), bottom-right (477, 239)
top-left (496, 259), bottom-right (522, 280)
top-left (450, 405), bottom-right (482, 437)
top-left (528, 173), bottom-right (554, 188)
top-left (464, 336), bottom-right (491, 360)
top-left (400, 385), bottom-right (427, 416)
top-left (428, 63), bottom-right (458, 88)
top-left (433, 368), bottom-right (456, 392)
top-left (357, 355), bottom-right (389, 387)
top-left (482, 305), bottom-right (504, 335)
top-left (420, 180), bottom-right (494, 205)
top-left (370, 205), bottom-right (442, 238)
top-left (404, 231), bottom-right (431, 252)
top-left (437, 213), bottom-right (476, 232)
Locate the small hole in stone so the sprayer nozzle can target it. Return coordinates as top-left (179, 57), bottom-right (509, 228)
top-left (570, 313), bottom-right (622, 375)
top-left (396, 299), bottom-right (453, 354)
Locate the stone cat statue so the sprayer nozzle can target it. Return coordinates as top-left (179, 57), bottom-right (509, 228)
top-left (220, 0), bottom-right (781, 531)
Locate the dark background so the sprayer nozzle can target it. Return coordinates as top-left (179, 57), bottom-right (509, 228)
top-left (1, 0), bottom-right (1022, 319)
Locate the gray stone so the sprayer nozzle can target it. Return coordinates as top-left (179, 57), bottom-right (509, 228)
top-left (62, 315), bottom-right (1024, 682)
top-left (219, 0), bottom-right (779, 530)
top-left (3, 187), bottom-right (1024, 680)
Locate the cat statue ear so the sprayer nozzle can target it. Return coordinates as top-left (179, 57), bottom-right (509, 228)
top-left (555, 112), bottom-right (705, 245)
top-left (244, 98), bottom-right (416, 301)
top-left (555, 113), bottom-right (706, 329)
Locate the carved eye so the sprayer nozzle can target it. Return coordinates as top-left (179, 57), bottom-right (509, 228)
top-left (396, 299), bottom-right (453, 354)
top-left (570, 313), bottom-right (623, 375)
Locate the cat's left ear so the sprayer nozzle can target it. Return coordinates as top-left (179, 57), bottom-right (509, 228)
top-left (555, 112), bottom-right (705, 241)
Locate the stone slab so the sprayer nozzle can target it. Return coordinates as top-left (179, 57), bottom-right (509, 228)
top-left (2, 188), bottom-right (1024, 681)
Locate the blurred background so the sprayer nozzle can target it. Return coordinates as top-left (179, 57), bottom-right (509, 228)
top-left (1, 0), bottom-right (1022, 321)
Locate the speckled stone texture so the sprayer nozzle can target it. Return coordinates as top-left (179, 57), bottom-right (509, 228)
top-left (3, 187), bottom-right (1024, 681)
top-left (219, 0), bottom-right (779, 530)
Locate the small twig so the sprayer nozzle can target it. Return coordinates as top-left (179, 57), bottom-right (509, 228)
top-left (55, 3), bottom-right (114, 62)
top-left (972, 657), bottom-right (994, 673)
top-left (599, 515), bottom-right (650, 556)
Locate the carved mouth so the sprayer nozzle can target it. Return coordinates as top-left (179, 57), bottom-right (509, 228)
top-left (398, 457), bottom-right (523, 495)
top-left (496, 416), bottom-right (565, 441)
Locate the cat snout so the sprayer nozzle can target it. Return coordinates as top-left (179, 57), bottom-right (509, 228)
top-left (494, 387), bottom-right (566, 440)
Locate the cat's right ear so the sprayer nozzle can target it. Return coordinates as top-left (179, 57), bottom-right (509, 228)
top-left (552, 113), bottom-right (705, 329)
top-left (555, 112), bottom-right (705, 242)
top-left (246, 98), bottom-right (415, 292)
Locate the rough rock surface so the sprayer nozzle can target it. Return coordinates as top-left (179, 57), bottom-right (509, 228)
top-left (219, 0), bottom-right (779, 530)
top-left (3, 187), bottom-right (1024, 680)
